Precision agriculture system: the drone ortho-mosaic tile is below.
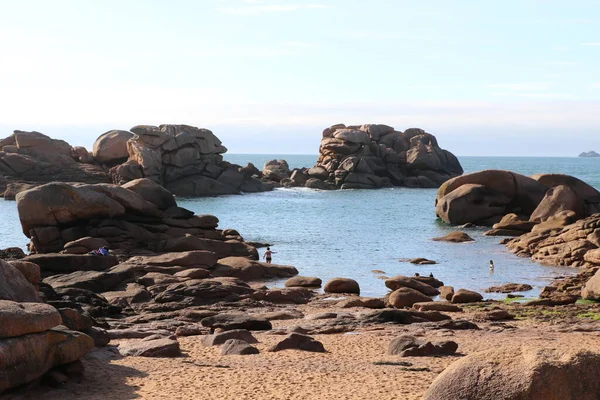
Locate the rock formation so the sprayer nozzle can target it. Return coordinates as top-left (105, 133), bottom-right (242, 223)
top-left (0, 131), bottom-right (109, 197)
top-left (579, 150), bottom-right (600, 158)
top-left (15, 178), bottom-right (259, 256)
top-left (0, 125), bottom-right (272, 199)
top-left (0, 260), bottom-right (94, 393)
top-left (436, 171), bottom-right (600, 225)
top-left (280, 124), bottom-right (463, 190)
top-left (109, 124), bottom-right (271, 196)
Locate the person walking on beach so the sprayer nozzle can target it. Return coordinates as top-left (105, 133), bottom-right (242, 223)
top-left (263, 247), bottom-right (276, 263)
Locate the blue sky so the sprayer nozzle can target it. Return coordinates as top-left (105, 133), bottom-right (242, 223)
top-left (1, 0), bottom-right (599, 155)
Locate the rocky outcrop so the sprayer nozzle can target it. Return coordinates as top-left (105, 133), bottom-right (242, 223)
top-left (0, 263), bottom-right (94, 394)
top-left (424, 345), bottom-right (600, 400)
top-left (282, 124), bottom-right (462, 190)
top-left (506, 213), bottom-right (600, 267)
top-left (436, 170), bottom-right (600, 226)
top-left (0, 131), bottom-right (110, 197)
top-left (579, 150), bottom-right (600, 158)
top-left (109, 124), bottom-right (271, 196)
top-left (15, 180), bottom-right (258, 256)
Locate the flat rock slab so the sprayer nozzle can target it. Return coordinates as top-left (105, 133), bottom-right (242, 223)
top-left (268, 333), bottom-right (325, 353)
top-left (413, 302), bottom-right (463, 313)
top-left (485, 283), bottom-right (533, 293)
top-left (201, 314), bottom-right (272, 331)
top-left (119, 337), bottom-right (181, 357)
top-left (25, 254), bottom-right (119, 275)
top-left (432, 231), bottom-right (474, 243)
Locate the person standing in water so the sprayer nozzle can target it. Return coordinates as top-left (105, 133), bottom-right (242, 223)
top-left (489, 260), bottom-right (495, 271)
top-left (263, 247), bottom-right (276, 263)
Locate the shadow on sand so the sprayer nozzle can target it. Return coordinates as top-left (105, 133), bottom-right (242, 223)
top-left (2, 346), bottom-right (148, 400)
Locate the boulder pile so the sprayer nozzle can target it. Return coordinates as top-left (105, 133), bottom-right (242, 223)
top-left (15, 178), bottom-right (259, 256)
top-left (0, 124), bottom-right (272, 199)
top-left (0, 260), bottom-right (94, 394)
top-left (108, 124), bottom-right (271, 196)
top-left (274, 124), bottom-right (463, 190)
top-left (0, 131), bottom-right (109, 198)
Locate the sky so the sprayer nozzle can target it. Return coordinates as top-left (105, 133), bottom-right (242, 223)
top-left (1, 0), bottom-right (599, 156)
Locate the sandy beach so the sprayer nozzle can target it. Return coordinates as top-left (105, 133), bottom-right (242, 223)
top-left (7, 301), bottom-right (600, 400)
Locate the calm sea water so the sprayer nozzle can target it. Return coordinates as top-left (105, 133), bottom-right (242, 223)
top-left (2, 155), bottom-right (599, 298)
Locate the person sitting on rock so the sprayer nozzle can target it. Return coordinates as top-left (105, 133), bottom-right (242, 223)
top-left (89, 246), bottom-right (109, 256)
top-left (263, 247), bottom-right (276, 263)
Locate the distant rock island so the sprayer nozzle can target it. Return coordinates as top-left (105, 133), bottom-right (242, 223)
top-left (579, 150), bottom-right (600, 158)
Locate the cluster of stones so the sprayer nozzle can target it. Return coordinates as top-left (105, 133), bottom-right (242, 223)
top-left (0, 258), bottom-right (95, 393)
top-left (270, 124), bottom-right (463, 190)
top-left (435, 169), bottom-right (600, 302)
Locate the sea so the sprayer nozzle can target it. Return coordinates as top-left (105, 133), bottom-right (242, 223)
top-left (2, 155), bottom-right (599, 299)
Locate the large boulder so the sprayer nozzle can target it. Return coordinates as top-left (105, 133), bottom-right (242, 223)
top-left (530, 185), bottom-right (585, 223)
top-left (0, 326), bottom-right (94, 393)
top-left (323, 278), bottom-right (360, 294)
top-left (387, 287), bottom-right (432, 308)
top-left (451, 289), bottom-right (483, 304)
top-left (424, 345), bottom-right (600, 400)
top-left (92, 130), bottom-right (134, 164)
top-left (436, 170), bottom-right (548, 225)
top-left (0, 300), bottom-right (62, 338)
top-left (16, 182), bottom-right (161, 236)
top-left (384, 276), bottom-right (439, 296)
top-left (0, 260), bottom-right (41, 302)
